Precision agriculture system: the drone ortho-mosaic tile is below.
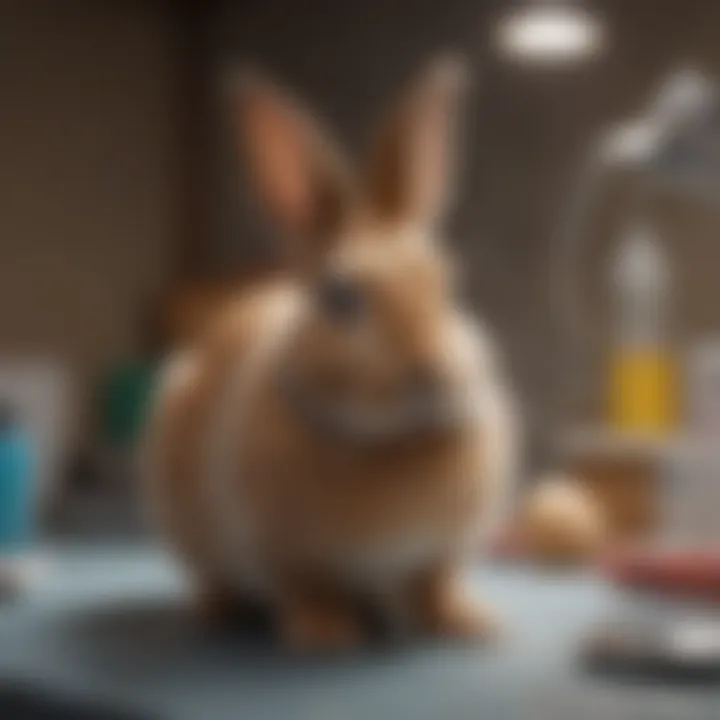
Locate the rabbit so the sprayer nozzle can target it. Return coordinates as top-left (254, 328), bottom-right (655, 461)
top-left (143, 56), bottom-right (519, 652)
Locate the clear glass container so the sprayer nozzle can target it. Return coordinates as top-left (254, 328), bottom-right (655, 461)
top-left (607, 222), bottom-right (678, 434)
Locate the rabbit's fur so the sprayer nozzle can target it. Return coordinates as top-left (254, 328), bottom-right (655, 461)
top-left (144, 57), bottom-right (518, 651)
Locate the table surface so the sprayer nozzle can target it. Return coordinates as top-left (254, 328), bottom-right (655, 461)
top-left (0, 543), bottom-right (718, 720)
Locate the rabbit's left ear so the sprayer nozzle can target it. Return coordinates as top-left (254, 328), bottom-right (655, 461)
top-left (232, 70), bottom-right (353, 270)
top-left (363, 56), bottom-right (468, 230)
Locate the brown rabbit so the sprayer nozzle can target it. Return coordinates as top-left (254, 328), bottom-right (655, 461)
top-left (144, 56), bottom-right (518, 652)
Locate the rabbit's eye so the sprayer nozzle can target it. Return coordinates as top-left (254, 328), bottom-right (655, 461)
top-left (317, 273), bottom-right (365, 324)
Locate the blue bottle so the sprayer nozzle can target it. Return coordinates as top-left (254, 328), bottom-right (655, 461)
top-left (0, 403), bottom-right (35, 554)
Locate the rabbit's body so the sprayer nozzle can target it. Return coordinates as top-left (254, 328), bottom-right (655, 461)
top-left (148, 279), bottom-right (512, 597)
top-left (145, 58), bottom-right (518, 649)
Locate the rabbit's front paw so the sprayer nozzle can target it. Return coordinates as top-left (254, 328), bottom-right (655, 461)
top-left (410, 568), bottom-right (502, 643)
top-left (280, 588), bottom-right (363, 653)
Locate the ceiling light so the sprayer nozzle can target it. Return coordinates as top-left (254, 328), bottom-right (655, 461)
top-left (495, 3), bottom-right (604, 64)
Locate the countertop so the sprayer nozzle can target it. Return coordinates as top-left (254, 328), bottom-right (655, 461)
top-left (0, 543), bottom-right (717, 720)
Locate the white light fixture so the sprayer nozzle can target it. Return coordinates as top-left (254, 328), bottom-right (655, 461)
top-left (495, 2), bottom-right (604, 64)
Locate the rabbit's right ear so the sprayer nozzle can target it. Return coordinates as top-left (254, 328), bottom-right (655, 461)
top-left (232, 71), bottom-right (353, 269)
top-left (363, 56), bottom-right (467, 231)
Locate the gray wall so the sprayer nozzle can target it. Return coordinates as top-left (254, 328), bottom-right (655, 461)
top-left (0, 0), bottom-right (177, 434)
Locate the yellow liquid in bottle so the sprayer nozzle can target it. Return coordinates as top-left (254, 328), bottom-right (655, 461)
top-left (608, 348), bottom-right (677, 434)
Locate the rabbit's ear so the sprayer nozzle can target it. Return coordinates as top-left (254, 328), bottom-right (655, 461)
top-left (232, 71), bottom-right (353, 268)
top-left (364, 56), bottom-right (467, 230)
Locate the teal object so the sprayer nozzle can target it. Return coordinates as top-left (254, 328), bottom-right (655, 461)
top-left (0, 405), bottom-right (36, 552)
top-left (100, 362), bottom-right (156, 447)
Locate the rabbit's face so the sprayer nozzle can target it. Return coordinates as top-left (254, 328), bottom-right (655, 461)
top-left (236, 58), bottom-right (479, 436)
top-left (290, 223), bottom-right (467, 423)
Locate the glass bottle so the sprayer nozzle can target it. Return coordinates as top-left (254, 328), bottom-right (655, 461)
top-left (608, 222), bottom-right (677, 433)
